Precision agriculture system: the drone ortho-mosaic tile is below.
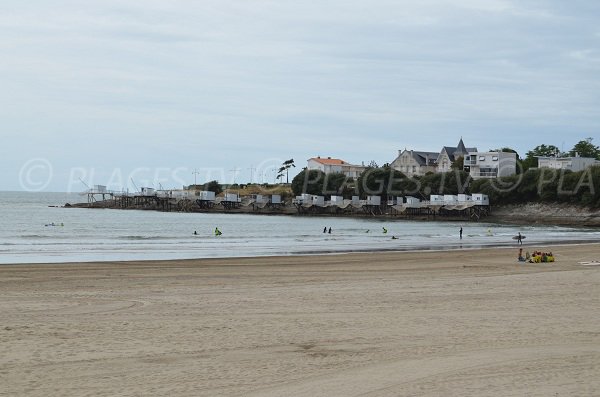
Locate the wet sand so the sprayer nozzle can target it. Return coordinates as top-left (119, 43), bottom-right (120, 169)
top-left (2, 244), bottom-right (600, 396)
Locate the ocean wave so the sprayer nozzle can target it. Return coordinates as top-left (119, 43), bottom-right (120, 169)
top-left (19, 234), bottom-right (52, 239)
top-left (118, 235), bottom-right (177, 241)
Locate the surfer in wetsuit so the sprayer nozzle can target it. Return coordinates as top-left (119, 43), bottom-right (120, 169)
top-left (214, 227), bottom-right (222, 236)
top-left (382, 227), bottom-right (388, 234)
top-left (517, 232), bottom-right (522, 245)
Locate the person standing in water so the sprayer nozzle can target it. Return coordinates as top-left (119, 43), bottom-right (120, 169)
top-left (323, 227), bottom-right (327, 233)
top-left (517, 232), bottom-right (522, 245)
top-left (459, 227), bottom-right (463, 239)
top-left (328, 227), bottom-right (332, 234)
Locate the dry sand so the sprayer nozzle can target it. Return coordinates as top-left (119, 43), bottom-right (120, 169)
top-left (2, 245), bottom-right (600, 396)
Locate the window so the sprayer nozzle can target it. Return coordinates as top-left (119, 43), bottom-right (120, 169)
top-left (492, 156), bottom-right (499, 161)
top-left (479, 156), bottom-right (485, 161)
top-left (412, 166), bottom-right (416, 173)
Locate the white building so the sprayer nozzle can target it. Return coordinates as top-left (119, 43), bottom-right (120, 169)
top-left (464, 151), bottom-right (517, 179)
top-left (307, 157), bottom-right (367, 179)
top-left (537, 155), bottom-right (599, 172)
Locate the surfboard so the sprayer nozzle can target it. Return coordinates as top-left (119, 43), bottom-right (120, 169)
top-left (512, 235), bottom-right (526, 240)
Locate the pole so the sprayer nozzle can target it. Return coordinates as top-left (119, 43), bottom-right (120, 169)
top-left (248, 165), bottom-right (256, 184)
top-left (229, 166), bottom-right (240, 185)
top-left (192, 169), bottom-right (200, 189)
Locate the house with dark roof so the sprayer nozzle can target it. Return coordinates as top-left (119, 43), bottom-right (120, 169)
top-left (436, 138), bottom-right (477, 173)
top-left (391, 139), bottom-right (476, 176)
top-left (390, 149), bottom-right (439, 176)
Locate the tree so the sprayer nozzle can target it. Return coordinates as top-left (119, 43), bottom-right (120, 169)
top-left (569, 138), bottom-right (600, 159)
top-left (527, 144), bottom-right (560, 158)
top-left (451, 156), bottom-right (464, 171)
top-left (357, 166), bottom-right (409, 198)
top-left (522, 144), bottom-right (561, 170)
top-left (291, 169), bottom-right (350, 197)
top-left (203, 180), bottom-right (223, 195)
top-left (276, 159), bottom-right (296, 184)
top-left (291, 169), bottom-right (324, 196)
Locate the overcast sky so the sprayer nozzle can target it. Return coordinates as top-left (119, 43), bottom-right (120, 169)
top-left (1, 0), bottom-right (599, 191)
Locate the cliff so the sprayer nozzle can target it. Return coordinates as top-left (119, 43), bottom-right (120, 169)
top-left (489, 203), bottom-right (600, 227)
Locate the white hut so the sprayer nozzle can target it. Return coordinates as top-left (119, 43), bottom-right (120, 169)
top-left (312, 195), bottom-right (325, 206)
top-left (330, 196), bottom-right (344, 205)
top-left (224, 193), bottom-right (240, 202)
top-left (367, 196), bottom-right (381, 206)
top-left (405, 196), bottom-right (421, 208)
top-left (457, 194), bottom-right (472, 203)
top-left (430, 194), bottom-right (444, 204)
top-left (253, 194), bottom-right (266, 204)
top-left (471, 193), bottom-right (489, 205)
top-left (141, 187), bottom-right (155, 196)
top-left (199, 191), bottom-right (216, 201)
top-left (443, 195), bottom-right (458, 204)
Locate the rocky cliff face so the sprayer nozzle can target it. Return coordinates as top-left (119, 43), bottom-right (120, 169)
top-left (489, 203), bottom-right (600, 226)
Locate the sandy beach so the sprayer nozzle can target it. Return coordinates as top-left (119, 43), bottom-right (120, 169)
top-left (2, 244), bottom-right (600, 396)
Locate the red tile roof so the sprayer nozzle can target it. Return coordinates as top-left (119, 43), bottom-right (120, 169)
top-left (310, 157), bottom-right (347, 165)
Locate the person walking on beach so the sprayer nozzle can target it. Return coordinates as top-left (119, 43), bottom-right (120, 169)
top-left (517, 232), bottom-right (522, 245)
top-left (459, 227), bottom-right (463, 240)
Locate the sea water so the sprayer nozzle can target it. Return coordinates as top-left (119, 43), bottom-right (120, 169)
top-left (1, 191), bottom-right (598, 264)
